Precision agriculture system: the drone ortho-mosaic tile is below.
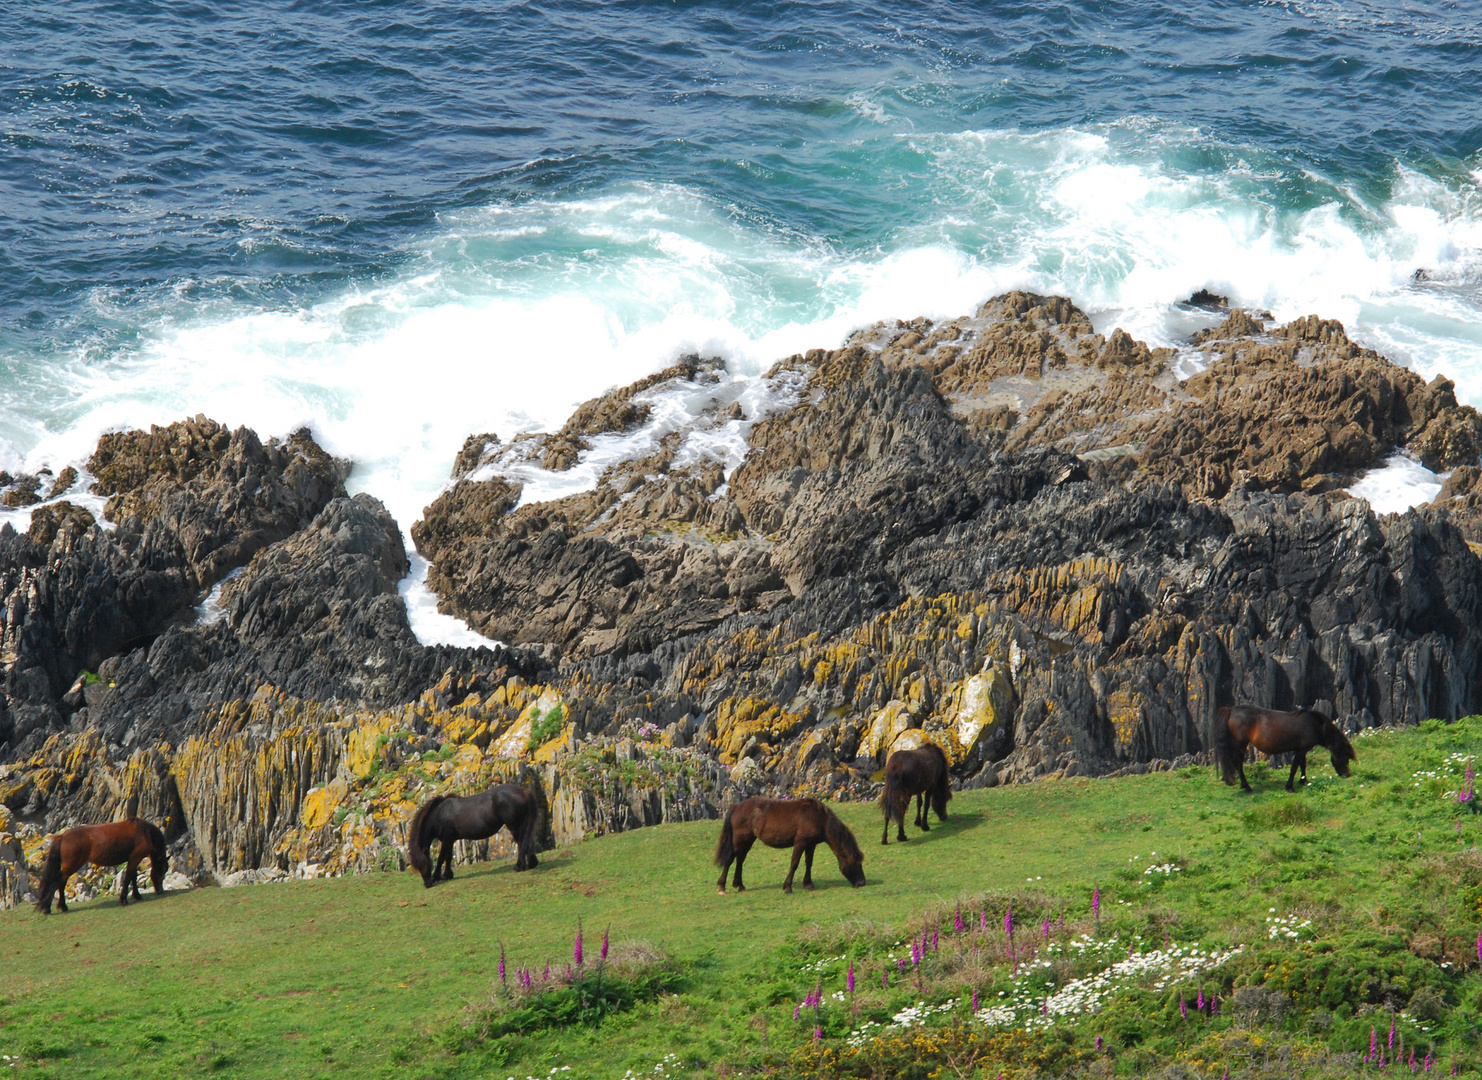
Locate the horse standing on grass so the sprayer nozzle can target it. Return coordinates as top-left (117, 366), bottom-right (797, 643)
top-left (1215, 705), bottom-right (1356, 792)
top-left (34, 817), bottom-right (168, 914)
top-left (714, 798), bottom-right (865, 894)
top-left (880, 742), bottom-right (952, 844)
top-left (406, 783), bottom-right (546, 887)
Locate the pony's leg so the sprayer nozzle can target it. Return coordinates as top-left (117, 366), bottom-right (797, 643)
top-left (1298, 751), bottom-right (1309, 784)
top-left (1237, 754), bottom-right (1252, 792)
top-left (896, 800), bottom-right (908, 843)
top-left (1285, 756), bottom-right (1299, 793)
top-left (881, 804), bottom-right (891, 845)
top-left (440, 839), bottom-right (455, 881)
top-left (917, 792), bottom-right (930, 832)
top-left (57, 871), bottom-right (70, 913)
top-left (732, 837), bottom-right (753, 892)
top-left (716, 853), bottom-right (733, 893)
top-left (783, 843), bottom-right (805, 894)
top-left (801, 844), bottom-right (816, 890)
top-left (120, 858), bottom-right (139, 904)
top-left (130, 856), bottom-right (145, 900)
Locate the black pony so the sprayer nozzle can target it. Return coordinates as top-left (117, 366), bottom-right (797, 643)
top-left (880, 742), bottom-right (952, 844)
top-left (1215, 705), bottom-right (1357, 792)
top-left (406, 783), bottom-right (546, 887)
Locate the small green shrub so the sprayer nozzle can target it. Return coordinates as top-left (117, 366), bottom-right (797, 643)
top-left (527, 705), bottom-right (564, 750)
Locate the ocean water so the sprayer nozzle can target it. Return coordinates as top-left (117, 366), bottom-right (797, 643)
top-left (3, 0), bottom-right (1480, 642)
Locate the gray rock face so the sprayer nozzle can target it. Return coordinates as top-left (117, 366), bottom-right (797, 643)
top-left (5, 294), bottom-right (1482, 881)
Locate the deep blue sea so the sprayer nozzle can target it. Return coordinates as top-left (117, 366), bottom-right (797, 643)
top-left (3, 0), bottom-right (1481, 638)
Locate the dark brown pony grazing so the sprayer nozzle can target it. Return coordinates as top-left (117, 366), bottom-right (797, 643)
top-left (714, 798), bottom-right (865, 894)
top-left (406, 783), bottom-right (546, 887)
top-left (1216, 705), bottom-right (1356, 792)
top-left (34, 817), bottom-right (168, 914)
top-left (880, 742), bottom-right (952, 844)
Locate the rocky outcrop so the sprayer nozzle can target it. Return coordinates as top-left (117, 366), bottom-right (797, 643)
top-left (6, 291), bottom-right (1482, 891)
top-left (414, 293), bottom-right (1482, 790)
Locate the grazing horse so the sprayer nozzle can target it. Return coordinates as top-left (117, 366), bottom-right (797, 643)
top-left (1215, 705), bottom-right (1356, 792)
top-left (714, 798), bottom-right (865, 894)
top-left (406, 783), bottom-right (546, 887)
top-left (34, 817), bottom-right (168, 914)
top-left (880, 742), bottom-right (952, 844)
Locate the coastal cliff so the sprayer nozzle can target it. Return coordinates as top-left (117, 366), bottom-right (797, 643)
top-left (4, 293), bottom-right (1482, 899)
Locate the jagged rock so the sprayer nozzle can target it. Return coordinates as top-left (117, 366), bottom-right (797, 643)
top-left (8, 292), bottom-right (1482, 885)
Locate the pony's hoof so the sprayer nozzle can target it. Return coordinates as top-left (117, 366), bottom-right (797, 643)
top-left (803, 883), bottom-right (816, 891)
top-left (783, 886), bottom-right (793, 895)
top-left (717, 887), bottom-right (726, 895)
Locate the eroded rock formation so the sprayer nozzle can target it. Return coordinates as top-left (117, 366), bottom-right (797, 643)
top-left (4, 293), bottom-right (1482, 894)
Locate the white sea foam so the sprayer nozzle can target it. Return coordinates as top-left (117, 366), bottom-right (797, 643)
top-left (398, 552), bottom-right (503, 650)
top-left (1345, 454), bottom-right (1447, 515)
top-left (2, 125), bottom-right (1480, 646)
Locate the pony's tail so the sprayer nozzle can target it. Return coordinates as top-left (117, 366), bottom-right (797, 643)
top-left (406, 796), bottom-right (446, 882)
top-left (713, 812), bottom-right (735, 869)
top-left (1213, 706), bottom-right (1239, 786)
top-left (34, 838), bottom-right (62, 914)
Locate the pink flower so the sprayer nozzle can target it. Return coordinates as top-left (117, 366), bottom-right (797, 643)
top-left (1196, 989), bottom-right (1204, 1011)
top-left (955, 904), bottom-right (965, 933)
top-left (1042, 917), bottom-right (1050, 940)
top-left (1179, 994), bottom-right (1187, 1019)
top-left (1092, 887), bottom-right (1100, 921)
top-left (813, 1026), bottom-right (823, 1040)
top-left (882, 970), bottom-right (889, 989)
top-left (972, 989), bottom-right (979, 1012)
top-left (601, 927), bottom-right (609, 962)
top-left (1096, 1036), bottom-right (1103, 1052)
top-left (574, 922), bottom-right (584, 966)
top-left (979, 909), bottom-right (987, 932)
top-left (847, 962), bottom-right (855, 993)
top-left (498, 944), bottom-right (506, 985)
top-left (1004, 905), bottom-right (1014, 938)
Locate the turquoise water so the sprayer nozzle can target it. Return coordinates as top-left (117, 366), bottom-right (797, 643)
top-left (3, 0), bottom-right (1481, 545)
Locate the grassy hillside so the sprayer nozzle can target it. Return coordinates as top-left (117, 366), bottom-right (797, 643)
top-left (3, 719), bottom-right (1481, 1079)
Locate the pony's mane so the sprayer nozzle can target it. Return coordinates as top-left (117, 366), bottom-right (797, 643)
top-left (825, 807), bottom-right (862, 861)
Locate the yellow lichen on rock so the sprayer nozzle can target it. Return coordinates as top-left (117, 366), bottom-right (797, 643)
top-left (947, 663), bottom-right (1014, 763)
top-left (1106, 687), bottom-right (1143, 754)
top-left (301, 777), bottom-right (349, 829)
top-left (856, 700), bottom-right (915, 764)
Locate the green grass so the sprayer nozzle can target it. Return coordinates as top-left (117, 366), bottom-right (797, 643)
top-left (3, 719), bottom-right (1482, 1078)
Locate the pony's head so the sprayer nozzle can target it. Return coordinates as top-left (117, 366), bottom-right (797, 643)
top-left (1316, 712), bottom-right (1356, 777)
top-left (825, 809), bottom-right (866, 888)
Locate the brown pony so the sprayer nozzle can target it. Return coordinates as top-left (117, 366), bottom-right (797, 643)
top-left (714, 798), bottom-right (865, 894)
top-left (406, 783), bottom-right (546, 887)
top-left (1215, 705), bottom-right (1356, 792)
top-left (35, 817), bottom-right (168, 914)
top-left (880, 742), bottom-right (952, 844)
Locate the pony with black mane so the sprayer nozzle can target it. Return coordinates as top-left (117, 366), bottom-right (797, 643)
top-left (714, 797), bottom-right (865, 894)
top-left (35, 816), bottom-right (168, 914)
top-left (406, 783), bottom-right (546, 887)
top-left (880, 742), bottom-right (951, 844)
top-left (1215, 705), bottom-right (1356, 792)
